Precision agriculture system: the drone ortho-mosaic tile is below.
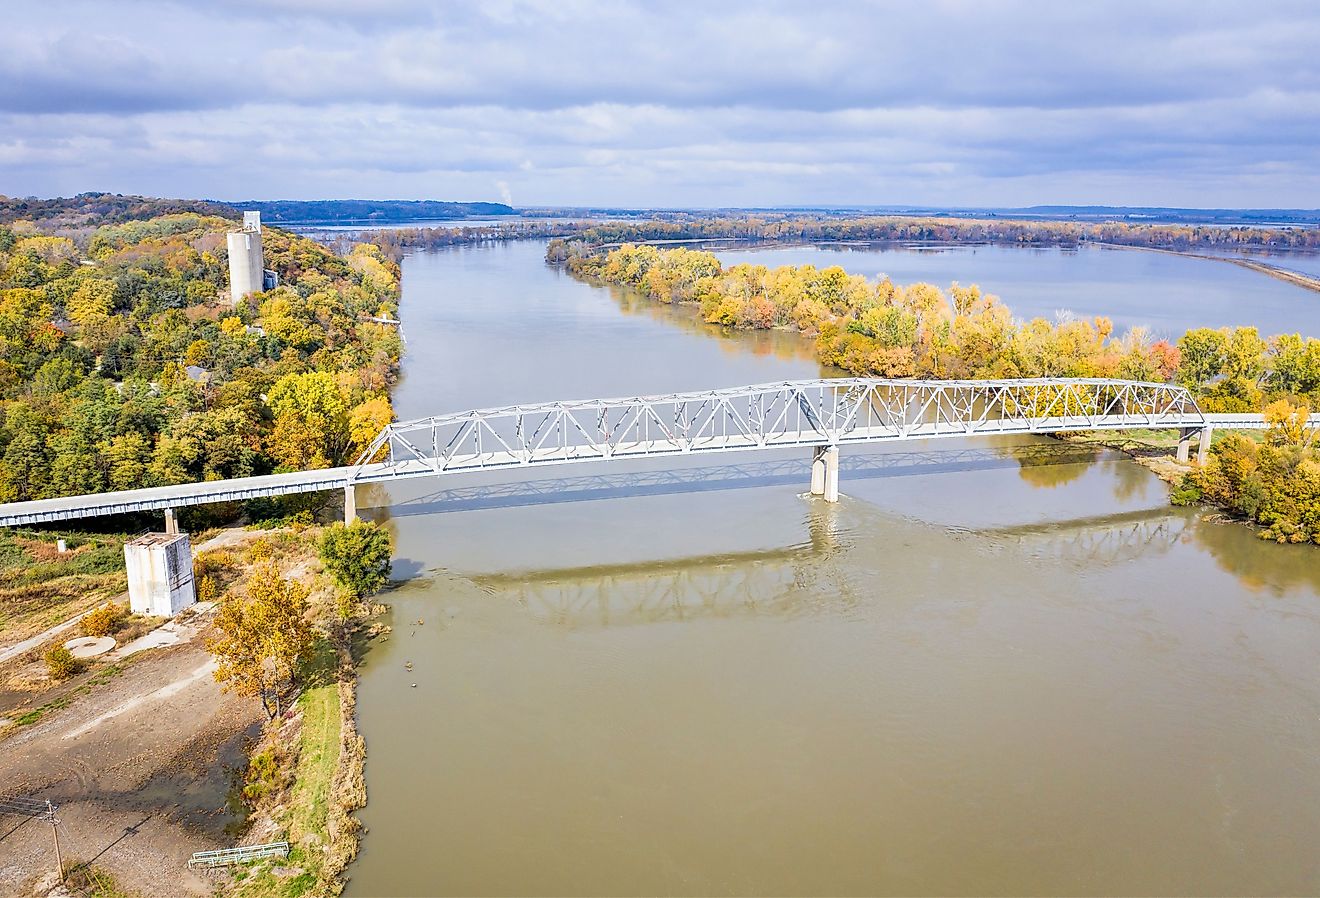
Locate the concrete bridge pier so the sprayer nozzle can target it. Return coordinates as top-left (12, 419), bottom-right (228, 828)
top-left (1176, 427), bottom-right (1214, 465)
top-left (810, 445), bottom-right (839, 502)
top-left (163, 507), bottom-right (179, 535)
top-left (344, 484), bottom-right (357, 524)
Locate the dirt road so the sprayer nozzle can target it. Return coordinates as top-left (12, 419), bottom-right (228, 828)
top-left (0, 638), bottom-right (262, 897)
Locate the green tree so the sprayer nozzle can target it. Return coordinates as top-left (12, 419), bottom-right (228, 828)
top-left (317, 520), bottom-right (392, 603)
top-left (1176, 328), bottom-right (1227, 389)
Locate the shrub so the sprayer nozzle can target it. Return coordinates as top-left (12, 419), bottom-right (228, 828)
top-left (197, 574), bottom-right (219, 604)
top-left (317, 520), bottom-right (392, 602)
top-left (1170, 477), bottom-right (1202, 506)
top-left (79, 602), bottom-right (125, 637)
top-left (44, 644), bottom-right (81, 679)
top-left (194, 549), bottom-right (236, 577)
top-left (242, 747), bottom-right (289, 806)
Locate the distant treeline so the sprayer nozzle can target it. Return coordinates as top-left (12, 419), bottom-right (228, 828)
top-left (237, 199), bottom-right (515, 223)
top-left (557, 242), bottom-right (1320, 406)
top-left (355, 221), bottom-right (589, 260)
top-left (0, 192), bottom-right (234, 228)
top-left (552, 215), bottom-right (1320, 250)
top-left (355, 212), bottom-right (1320, 264)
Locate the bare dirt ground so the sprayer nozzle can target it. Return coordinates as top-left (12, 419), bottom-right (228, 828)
top-left (0, 636), bottom-right (263, 897)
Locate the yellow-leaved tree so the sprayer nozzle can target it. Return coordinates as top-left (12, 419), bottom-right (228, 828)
top-left (266, 371), bottom-right (350, 469)
top-left (209, 564), bottom-right (314, 718)
top-left (348, 395), bottom-right (394, 462)
top-left (67, 278), bottom-right (114, 328)
top-left (1264, 398), bottom-right (1316, 449)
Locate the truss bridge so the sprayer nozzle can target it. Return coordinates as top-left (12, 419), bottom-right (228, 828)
top-left (0, 378), bottom-right (1305, 528)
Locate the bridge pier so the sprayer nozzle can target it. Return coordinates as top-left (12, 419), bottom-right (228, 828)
top-left (163, 507), bottom-right (179, 535)
top-left (1176, 427), bottom-right (1214, 465)
top-left (810, 445), bottom-right (839, 502)
top-left (1198, 425), bottom-right (1213, 465)
top-left (344, 484), bottom-right (357, 524)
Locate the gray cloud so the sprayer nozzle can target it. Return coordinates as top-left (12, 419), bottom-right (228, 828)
top-left (2, 0), bottom-right (1319, 206)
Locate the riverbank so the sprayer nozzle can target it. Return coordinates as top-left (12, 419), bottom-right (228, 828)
top-left (199, 526), bottom-right (374, 898)
top-left (0, 524), bottom-right (381, 898)
top-left (224, 626), bottom-right (370, 898)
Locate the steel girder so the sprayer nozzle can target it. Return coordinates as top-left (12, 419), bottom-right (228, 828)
top-left (349, 378), bottom-right (1206, 484)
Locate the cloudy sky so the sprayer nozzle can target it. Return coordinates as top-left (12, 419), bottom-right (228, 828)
top-left (4, 0), bottom-right (1320, 208)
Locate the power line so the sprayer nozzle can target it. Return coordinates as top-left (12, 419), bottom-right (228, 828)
top-left (0, 797), bottom-right (50, 817)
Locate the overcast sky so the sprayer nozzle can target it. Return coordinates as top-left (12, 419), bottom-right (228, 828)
top-left (4, 0), bottom-right (1320, 208)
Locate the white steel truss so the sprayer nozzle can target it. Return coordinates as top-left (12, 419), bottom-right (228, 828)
top-left (349, 378), bottom-right (1206, 484)
top-left (7, 377), bottom-right (1295, 528)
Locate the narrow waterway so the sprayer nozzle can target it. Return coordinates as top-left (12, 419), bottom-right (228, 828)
top-left (348, 240), bottom-right (1320, 896)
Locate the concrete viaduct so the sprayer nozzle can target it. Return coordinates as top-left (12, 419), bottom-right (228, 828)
top-left (0, 378), bottom-right (1307, 530)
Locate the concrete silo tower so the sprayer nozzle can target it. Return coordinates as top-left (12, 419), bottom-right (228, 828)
top-left (227, 211), bottom-right (265, 304)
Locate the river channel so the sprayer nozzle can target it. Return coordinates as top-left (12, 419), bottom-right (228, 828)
top-left (347, 240), bottom-right (1320, 896)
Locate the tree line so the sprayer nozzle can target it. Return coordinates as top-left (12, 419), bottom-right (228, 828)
top-left (354, 210), bottom-right (1320, 267)
top-left (548, 214), bottom-right (1320, 251)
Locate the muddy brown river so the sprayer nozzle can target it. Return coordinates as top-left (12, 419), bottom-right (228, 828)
top-left (346, 240), bottom-right (1320, 896)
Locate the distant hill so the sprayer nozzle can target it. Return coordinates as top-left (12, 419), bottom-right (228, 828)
top-left (522, 204), bottom-right (1320, 227)
top-left (0, 192), bottom-right (234, 226)
top-left (230, 199), bottom-right (515, 224)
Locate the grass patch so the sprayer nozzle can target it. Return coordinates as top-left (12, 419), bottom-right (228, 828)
top-left (1064, 427), bottom-right (1266, 453)
top-left (0, 528), bottom-right (129, 643)
top-left (62, 862), bottom-right (143, 897)
top-left (227, 638), bottom-right (342, 898)
top-left (288, 641), bottom-right (341, 844)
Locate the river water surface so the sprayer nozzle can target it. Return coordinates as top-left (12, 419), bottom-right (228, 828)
top-left (348, 241), bottom-right (1320, 896)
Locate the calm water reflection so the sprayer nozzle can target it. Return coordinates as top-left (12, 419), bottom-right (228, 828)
top-left (348, 241), bottom-right (1320, 896)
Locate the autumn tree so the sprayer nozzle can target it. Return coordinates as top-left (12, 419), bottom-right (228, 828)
top-left (1264, 398), bottom-right (1316, 449)
top-left (209, 564), bottom-right (314, 718)
top-left (266, 371), bottom-right (349, 469)
top-left (347, 395), bottom-right (394, 460)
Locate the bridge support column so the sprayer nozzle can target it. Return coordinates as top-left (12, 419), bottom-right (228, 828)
top-left (163, 507), bottom-right (179, 535)
top-left (344, 484), bottom-right (357, 525)
top-left (1198, 425), bottom-right (1213, 465)
top-left (810, 445), bottom-right (839, 502)
top-left (1177, 427), bottom-right (1214, 465)
top-left (1176, 428), bottom-right (1196, 464)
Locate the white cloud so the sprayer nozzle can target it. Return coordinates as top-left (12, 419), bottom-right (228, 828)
top-left (1, 0), bottom-right (1319, 206)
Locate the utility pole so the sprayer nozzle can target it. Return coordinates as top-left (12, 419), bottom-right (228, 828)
top-left (46, 800), bottom-right (63, 883)
top-left (0, 797), bottom-right (61, 882)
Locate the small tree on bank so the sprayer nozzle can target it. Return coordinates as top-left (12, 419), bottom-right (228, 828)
top-left (209, 564), bottom-right (314, 718)
top-left (317, 520), bottom-right (392, 605)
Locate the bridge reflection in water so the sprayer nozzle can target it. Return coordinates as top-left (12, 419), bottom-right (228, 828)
top-left (375, 442), bottom-right (1104, 519)
top-left (463, 504), bottom-right (1190, 629)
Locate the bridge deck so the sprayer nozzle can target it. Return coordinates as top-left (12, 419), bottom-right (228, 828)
top-left (0, 378), bottom-right (1309, 527)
